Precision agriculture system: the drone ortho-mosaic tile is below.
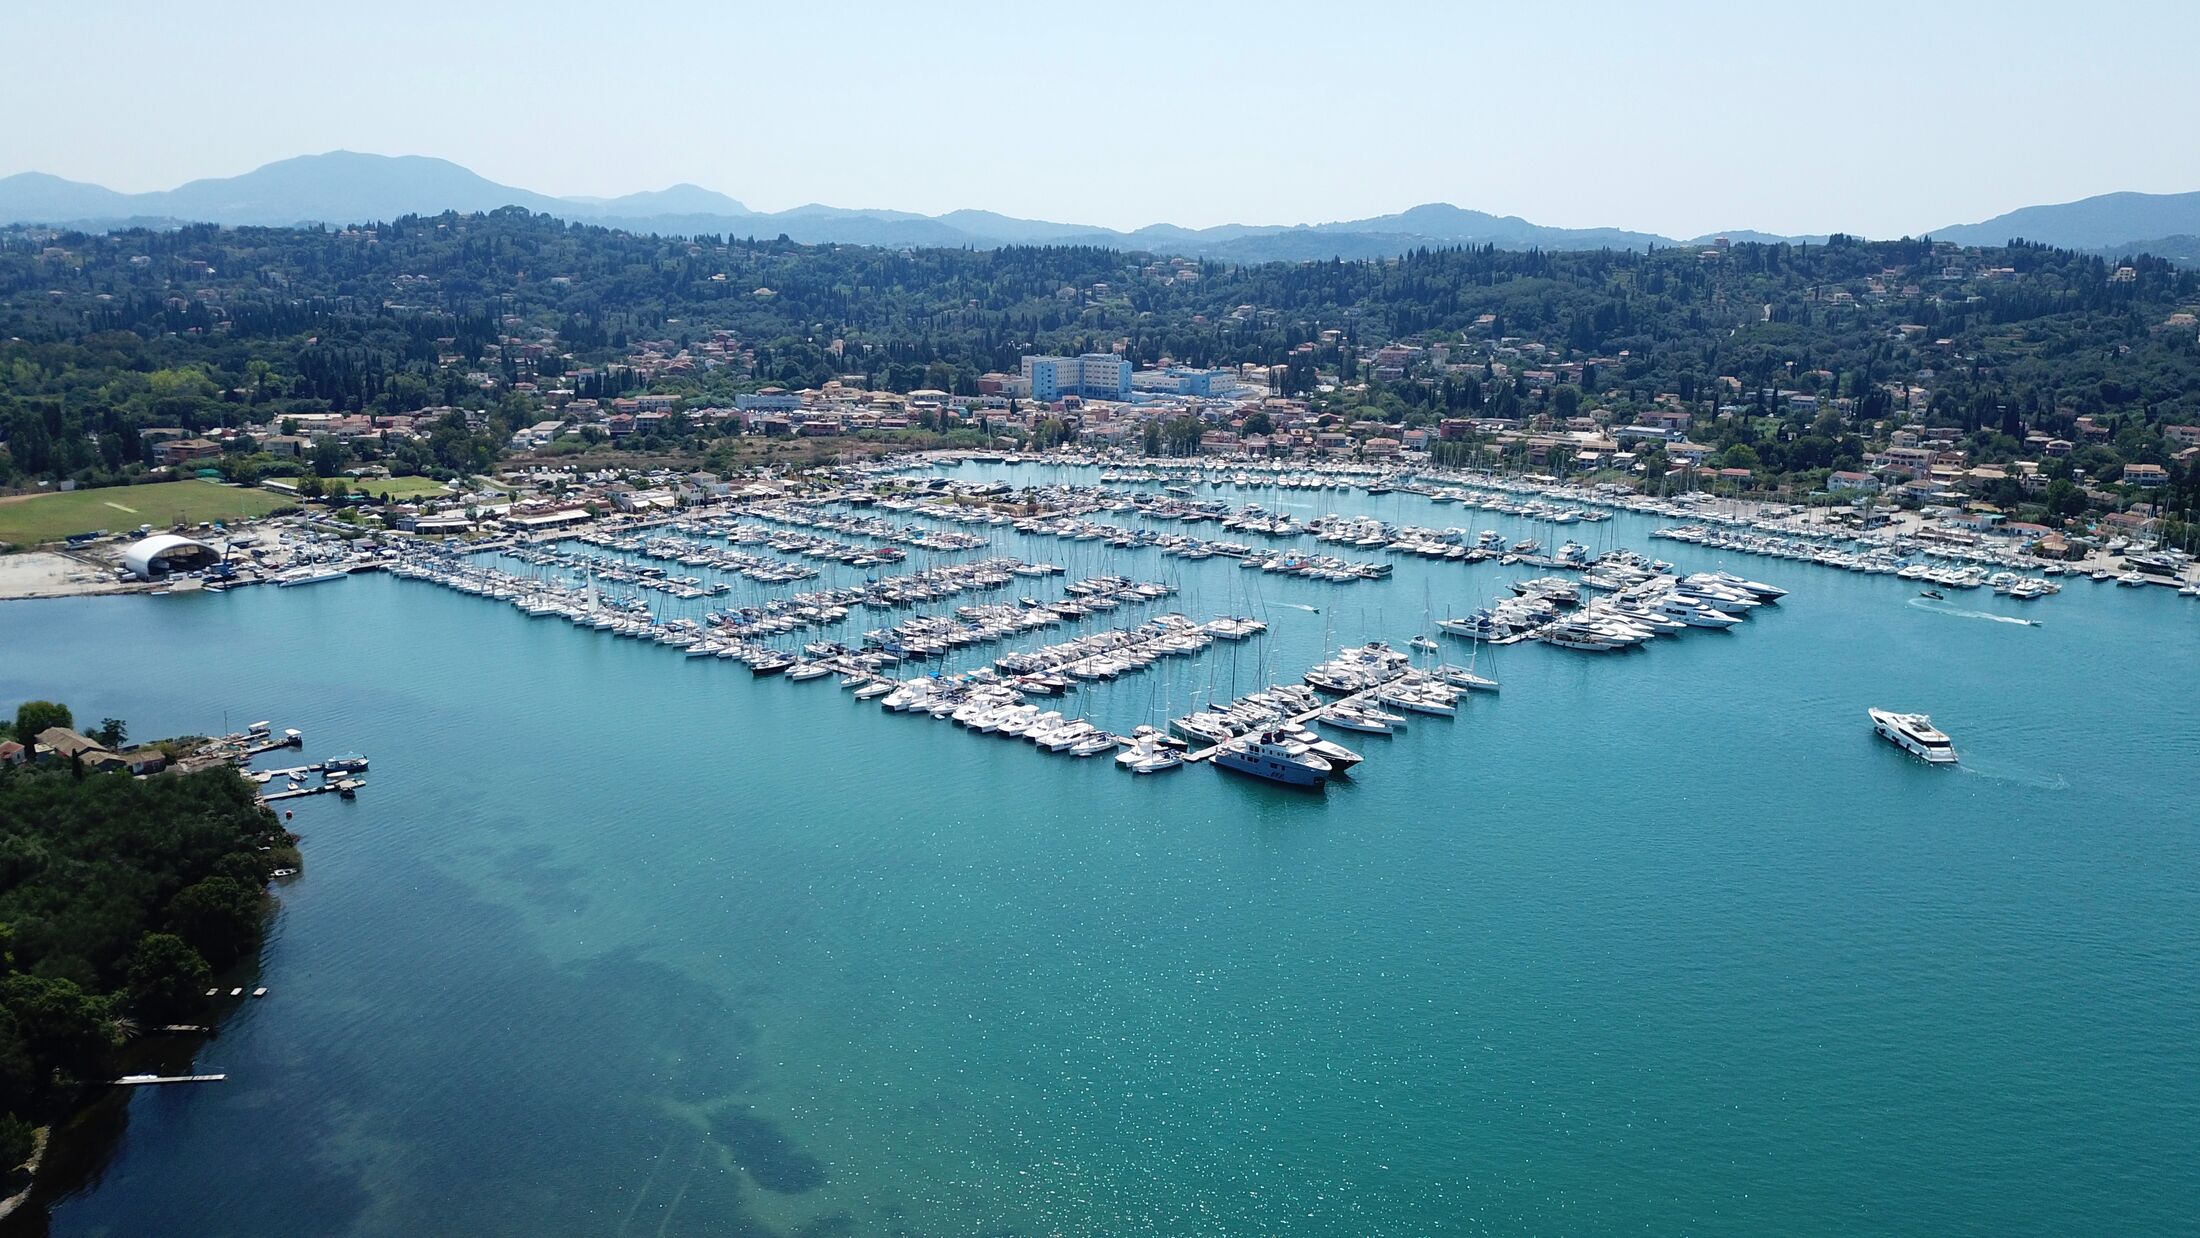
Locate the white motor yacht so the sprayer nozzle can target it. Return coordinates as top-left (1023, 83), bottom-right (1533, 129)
top-left (1538, 621), bottom-right (1630, 651)
top-left (1702, 571), bottom-right (1787, 601)
top-left (1279, 724), bottom-right (1364, 771)
top-left (1653, 595), bottom-right (1741, 628)
top-left (1869, 708), bottom-right (1958, 764)
top-left (1213, 731), bottom-right (1333, 786)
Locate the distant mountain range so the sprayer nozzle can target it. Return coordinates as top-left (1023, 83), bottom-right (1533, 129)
top-left (3, 151), bottom-right (2196, 264)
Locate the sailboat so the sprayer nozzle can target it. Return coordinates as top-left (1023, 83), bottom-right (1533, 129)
top-left (1442, 659), bottom-right (1501, 693)
top-left (1126, 633), bottom-right (1185, 774)
top-left (1442, 609), bottom-right (1501, 693)
top-left (1410, 582), bottom-right (1480, 684)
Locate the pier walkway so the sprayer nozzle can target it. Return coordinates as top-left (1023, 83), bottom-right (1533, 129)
top-left (260, 778), bottom-right (364, 803)
top-left (1181, 670), bottom-right (1412, 763)
top-left (1036, 617), bottom-right (1225, 682)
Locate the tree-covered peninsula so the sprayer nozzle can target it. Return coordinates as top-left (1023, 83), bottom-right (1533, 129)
top-left (0, 713), bottom-right (287, 1168)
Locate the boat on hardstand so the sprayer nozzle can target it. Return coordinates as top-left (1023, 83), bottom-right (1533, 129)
top-left (1869, 708), bottom-right (1958, 764)
top-left (1213, 730), bottom-right (1333, 786)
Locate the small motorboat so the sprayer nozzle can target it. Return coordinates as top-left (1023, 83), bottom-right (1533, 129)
top-left (1920, 590), bottom-right (1944, 600)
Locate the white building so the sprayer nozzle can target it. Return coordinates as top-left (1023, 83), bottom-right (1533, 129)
top-left (1131, 367), bottom-right (1235, 397)
top-left (122, 534), bottom-right (220, 580)
top-left (1021, 354), bottom-right (1130, 400)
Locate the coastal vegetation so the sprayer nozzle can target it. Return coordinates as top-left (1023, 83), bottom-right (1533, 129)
top-left (1, 212), bottom-right (2196, 529)
top-left (0, 715), bottom-right (285, 1166)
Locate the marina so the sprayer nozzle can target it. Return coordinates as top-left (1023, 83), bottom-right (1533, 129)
top-left (284, 462), bottom-right (1851, 791)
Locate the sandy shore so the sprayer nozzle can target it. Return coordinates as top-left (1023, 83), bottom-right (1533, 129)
top-left (0, 552), bottom-right (145, 601)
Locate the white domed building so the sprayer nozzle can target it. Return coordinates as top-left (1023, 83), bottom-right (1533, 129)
top-left (122, 533), bottom-right (221, 580)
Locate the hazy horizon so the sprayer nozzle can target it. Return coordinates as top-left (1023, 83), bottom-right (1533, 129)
top-left (5, 0), bottom-right (2197, 238)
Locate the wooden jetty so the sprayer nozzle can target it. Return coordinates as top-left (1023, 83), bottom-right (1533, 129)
top-left (240, 733), bottom-right (304, 758)
top-left (260, 778), bottom-right (364, 803)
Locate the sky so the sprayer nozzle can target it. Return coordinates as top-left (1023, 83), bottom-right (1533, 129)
top-left (5, 0), bottom-right (2197, 239)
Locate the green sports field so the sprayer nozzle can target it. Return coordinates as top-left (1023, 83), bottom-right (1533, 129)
top-left (0, 481), bottom-right (289, 547)
top-left (351, 475), bottom-right (454, 500)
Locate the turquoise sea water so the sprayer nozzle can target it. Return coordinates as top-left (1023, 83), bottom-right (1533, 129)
top-left (4, 465), bottom-right (2197, 1236)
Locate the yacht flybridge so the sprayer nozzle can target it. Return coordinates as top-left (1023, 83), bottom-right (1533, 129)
top-left (1213, 730), bottom-right (1334, 786)
top-left (1869, 708), bottom-right (1957, 764)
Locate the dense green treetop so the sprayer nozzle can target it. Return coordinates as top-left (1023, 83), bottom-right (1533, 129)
top-left (0, 738), bottom-right (283, 1162)
top-left (1, 212), bottom-right (2196, 492)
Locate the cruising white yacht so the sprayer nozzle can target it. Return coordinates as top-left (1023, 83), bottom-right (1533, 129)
top-left (1869, 708), bottom-right (1958, 764)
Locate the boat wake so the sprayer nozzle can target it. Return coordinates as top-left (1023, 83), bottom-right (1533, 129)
top-left (1907, 598), bottom-right (2038, 627)
top-left (1279, 602), bottom-right (1321, 613)
top-left (1956, 761), bottom-right (2070, 792)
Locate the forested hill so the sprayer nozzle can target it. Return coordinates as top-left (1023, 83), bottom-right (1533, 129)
top-left (1, 210), bottom-right (2197, 486)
